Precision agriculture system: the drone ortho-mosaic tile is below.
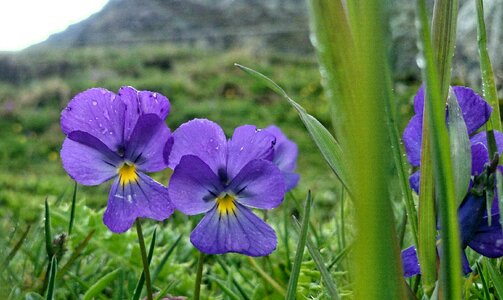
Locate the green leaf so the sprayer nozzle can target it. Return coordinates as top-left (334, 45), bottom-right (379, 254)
top-left (153, 280), bottom-right (178, 300)
top-left (235, 64), bottom-right (352, 194)
top-left (446, 87), bottom-right (471, 205)
top-left (68, 181), bottom-right (77, 236)
top-left (83, 268), bottom-right (120, 300)
top-left (476, 0), bottom-right (501, 132)
top-left (45, 256), bottom-right (57, 300)
top-left (207, 275), bottom-right (241, 300)
top-left (151, 234), bottom-right (182, 284)
top-left (484, 259), bottom-right (503, 298)
top-left (2, 224), bottom-right (31, 270)
top-left (44, 198), bottom-right (53, 259)
top-left (286, 191), bottom-right (312, 300)
top-left (293, 218), bottom-right (340, 300)
top-left (132, 228), bottom-right (157, 300)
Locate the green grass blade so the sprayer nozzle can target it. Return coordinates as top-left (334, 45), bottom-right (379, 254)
top-left (416, 0), bottom-right (463, 298)
top-left (247, 257), bottom-right (285, 296)
top-left (2, 224), bottom-right (31, 269)
top-left (235, 64), bottom-right (352, 194)
top-left (477, 261), bottom-right (491, 299)
top-left (153, 280), bottom-right (178, 300)
top-left (285, 191), bottom-right (312, 300)
top-left (293, 217), bottom-right (340, 300)
top-left (44, 198), bottom-right (53, 259)
top-left (68, 181), bottom-right (77, 236)
top-left (57, 230), bottom-right (95, 279)
top-left (476, 0), bottom-right (501, 132)
top-left (45, 256), bottom-right (57, 300)
top-left (446, 88), bottom-right (471, 205)
top-left (207, 275), bottom-right (241, 300)
top-left (132, 228), bottom-right (157, 300)
top-left (215, 257), bottom-right (251, 300)
top-left (83, 268), bottom-right (120, 300)
top-left (151, 234), bottom-right (182, 284)
top-left (484, 259), bottom-right (503, 298)
top-left (327, 243), bottom-right (352, 271)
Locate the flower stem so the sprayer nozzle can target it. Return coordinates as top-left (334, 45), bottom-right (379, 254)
top-left (136, 220), bottom-right (153, 300)
top-left (194, 251), bottom-right (205, 300)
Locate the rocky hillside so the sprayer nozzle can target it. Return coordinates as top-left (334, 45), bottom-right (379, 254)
top-left (38, 0), bottom-right (311, 53)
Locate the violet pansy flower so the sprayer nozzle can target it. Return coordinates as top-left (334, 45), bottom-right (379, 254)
top-left (264, 125), bottom-right (300, 191)
top-left (60, 86), bottom-right (174, 233)
top-left (401, 85), bottom-right (503, 276)
top-left (168, 119), bottom-right (286, 256)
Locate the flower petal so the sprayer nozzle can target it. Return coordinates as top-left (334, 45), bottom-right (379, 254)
top-left (284, 172), bottom-right (300, 192)
top-left (168, 119), bottom-right (227, 176)
top-left (401, 246), bottom-right (420, 277)
top-left (229, 159), bottom-right (285, 210)
top-left (413, 85), bottom-right (425, 115)
top-left (124, 113), bottom-right (171, 172)
top-left (458, 193), bottom-right (486, 246)
top-left (61, 88), bottom-right (126, 152)
top-left (264, 125), bottom-right (298, 172)
top-left (403, 114), bottom-right (422, 167)
top-left (119, 87), bottom-right (171, 140)
top-left (453, 86), bottom-right (492, 135)
top-left (468, 212), bottom-right (503, 258)
top-left (409, 171), bottom-right (420, 194)
top-left (103, 172), bottom-right (174, 233)
top-left (169, 155), bottom-right (224, 215)
top-left (61, 132), bottom-right (121, 185)
top-left (190, 203), bottom-right (277, 256)
top-left (471, 142), bottom-right (489, 176)
top-left (227, 125), bottom-right (275, 180)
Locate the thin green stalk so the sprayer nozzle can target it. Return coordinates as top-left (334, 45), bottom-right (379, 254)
top-left (135, 220), bottom-right (153, 300)
top-left (194, 251), bottom-right (205, 300)
top-left (416, 0), bottom-right (462, 299)
top-left (247, 257), bottom-right (286, 296)
top-left (418, 118), bottom-right (438, 296)
top-left (286, 192), bottom-right (312, 300)
top-left (383, 64), bottom-right (419, 245)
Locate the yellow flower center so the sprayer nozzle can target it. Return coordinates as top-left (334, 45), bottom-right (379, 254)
top-left (118, 163), bottom-right (138, 186)
top-left (216, 194), bottom-right (236, 215)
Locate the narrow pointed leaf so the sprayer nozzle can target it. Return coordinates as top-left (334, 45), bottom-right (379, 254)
top-left (207, 275), bottom-right (241, 300)
top-left (83, 268), bottom-right (120, 300)
top-left (293, 217), bottom-right (340, 300)
top-left (446, 88), bottom-right (471, 205)
top-left (68, 181), bottom-right (77, 235)
top-left (476, 0), bottom-right (501, 132)
top-left (45, 256), bottom-right (57, 300)
top-left (286, 191), bottom-right (312, 300)
top-left (235, 64), bottom-right (352, 194)
top-left (485, 259), bottom-right (503, 298)
top-left (151, 234), bottom-right (182, 284)
top-left (2, 224), bottom-right (31, 269)
top-left (44, 198), bottom-right (53, 258)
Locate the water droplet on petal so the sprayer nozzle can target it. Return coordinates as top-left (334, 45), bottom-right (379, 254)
top-left (92, 101), bottom-right (98, 106)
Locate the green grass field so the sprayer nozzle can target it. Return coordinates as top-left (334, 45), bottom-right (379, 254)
top-left (0, 45), bottom-right (420, 299)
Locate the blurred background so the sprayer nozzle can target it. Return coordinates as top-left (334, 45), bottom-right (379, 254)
top-left (1, 0), bottom-right (502, 297)
top-left (2, 0), bottom-right (503, 257)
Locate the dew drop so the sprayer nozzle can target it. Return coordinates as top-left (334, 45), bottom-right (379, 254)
top-left (92, 101), bottom-right (98, 106)
top-left (240, 146), bottom-right (244, 151)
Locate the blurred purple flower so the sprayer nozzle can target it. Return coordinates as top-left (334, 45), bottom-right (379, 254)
top-left (60, 86), bottom-right (174, 233)
top-left (401, 85), bottom-right (503, 276)
top-left (168, 119), bottom-right (286, 256)
top-left (264, 125), bottom-right (300, 191)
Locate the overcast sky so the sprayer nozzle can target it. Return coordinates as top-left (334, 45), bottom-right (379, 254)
top-left (0, 0), bottom-right (109, 51)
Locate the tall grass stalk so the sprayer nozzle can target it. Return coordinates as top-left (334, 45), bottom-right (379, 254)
top-left (416, 0), bottom-right (462, 298)
top-left (307, 0), bottom-right (405, 298)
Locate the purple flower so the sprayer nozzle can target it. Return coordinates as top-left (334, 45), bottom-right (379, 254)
top-left (264, 125), bottom-right (300, 191)
top-left (60, 86), bottom-right (174, 233)
top-left (401, 85), bottom-right (503, 276)
top-left (168, 119), bottom-right (286, 256)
